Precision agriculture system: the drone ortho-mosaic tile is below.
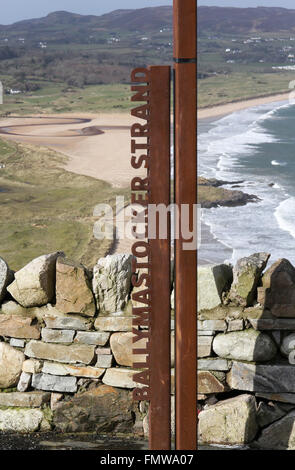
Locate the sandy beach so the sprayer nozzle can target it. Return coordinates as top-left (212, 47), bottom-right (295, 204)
top-left (197, 92), bottom-right (290, 120)
top-left (0, 92), bottom-right (288, 260)
top-left (0, 113), bottom-right (139, 188)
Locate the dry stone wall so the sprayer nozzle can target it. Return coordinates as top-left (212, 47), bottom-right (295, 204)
top-left (2, 250), bottom-right (295, 448)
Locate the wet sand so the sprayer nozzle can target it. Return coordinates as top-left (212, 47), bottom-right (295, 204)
top-left (198, 92), bottom-right (290, 119)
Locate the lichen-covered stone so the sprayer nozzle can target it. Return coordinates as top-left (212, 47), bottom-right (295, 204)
top-left (92, 254), bottom-right (133, 314)
top-left (25, 340), bottom-right (95, 364)
top-left (0, 408), bottom-right (45, 432)
top-left (42, 361), bottom-right (105, 379)
top-left (228, 252), bottom-right (270, 306)
top-left (199, 394), bottom-right (258, 445)
top-left (32, 373), bottom-right (77, 393)
top-left (44, 312), bottom-right (92, 331)
top-left (0, 391), bottom-right (50, 408)
top-left (41, 328), bottom-right (75, 344)
top-left (53, 384), bottom-right (134, 433)
top-left (198, 264), bottom-right (233, 311)
top-left (0, 342), bottom-right (25, 388)
top-left (213, 329), bottom-right (277, 362)
top-left (198, 371), bottom-right (226, 394)
top-left (7, 252), bottom-right (64, 307)
top-left (55, 257), bottom-right (96, 317)
top-left (258, 258), bottom-right (295, 317)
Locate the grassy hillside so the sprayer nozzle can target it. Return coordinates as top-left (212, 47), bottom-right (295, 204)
top-left (0, 138), bottom-right (129, 270)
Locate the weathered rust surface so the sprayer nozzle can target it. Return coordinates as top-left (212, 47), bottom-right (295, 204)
top-left (173, 0), bottom-right (197, 59)
top-left (174, 0), bottom-right (198, 451)
top-left (148, 65), bottom-right (171, 451)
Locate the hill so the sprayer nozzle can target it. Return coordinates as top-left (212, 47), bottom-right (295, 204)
top-left (198, 6), bottom-right (295, 35)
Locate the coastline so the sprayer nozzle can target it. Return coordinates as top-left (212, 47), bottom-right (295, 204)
top-left (197, 91), bottom-right (290, 120)
top-left (198, 93), bottom-right (290, 266)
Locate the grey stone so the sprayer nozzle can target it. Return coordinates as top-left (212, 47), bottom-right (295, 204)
top-left (94, 316), bottom-right (132, 332)
top-left (0, 408), bottom-right (45, 432)
top-left (198, 320), bottom-right (227, 331)
top-left (199, 394), bottom-right (258, 445)
top-left (249, 318), bottom-right (295, 330)
top-left (227, 319), bottom-right (244, 332)
top-left (198, 264), bottom-right (233, 311)
top-left (42, 362), bottom-right (105, 379)
top-left (10, 338), bottom-right (25, 348)
top-left (7, 252), bottom-right (63, 308)
top-left (0, 257), bottom-right (13, 303)
top-left (17, 371), bottom-right (31, 392)
top-left (258, 258), bottom-right (295, 318)
top-left (0, 391), bottom-right (50, 407)
top-left (256, 392), bottom-right (295, 405)
top-left (280, 333), bottom-right (295, 357)
top-left (92, 254), bottom-right (133, 314)
top-left (228, 362), bottom-right (295, 393)
top-left (228, 252), bottom-right (270, 306)
top-left (32, 373), bottom-right (77, 393)
top-left (213, 329), bottom-right (277, 361)
top-left (41, 328), bottom-right (75, 344)
top-left (25, 340), bottom-right (95, 364)
top-left (255, 410), bottom-right (295, 450)
top-left (95, 355), bottom-right (113, 368)
top-left (0, 342), bottom-right (25, 388)
top-left (257, 401), bottom-right (287, 428)
top-left (197, 330), bottom-right (215, 336)
top-left (198, 358), bottom-right (230, 371)
top-left (96, 347), bottom-right (112, 355)
top-left (198, 336), bottom-right (213, 358)
top-left (44, 313), bottom-right (92, 331)
top-left (74, 331), bottom-right (110, 346)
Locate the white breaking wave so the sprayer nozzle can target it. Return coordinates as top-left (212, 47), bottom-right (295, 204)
top-left (275, 197), bottom-right (295, 240)
top-left (198, 99), bottom-right (295, 266)
top-left (271, 160), bottom-right (287, 166)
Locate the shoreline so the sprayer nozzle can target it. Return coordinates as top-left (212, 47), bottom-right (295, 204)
top-left (197, 91), bottom-right (290, 120)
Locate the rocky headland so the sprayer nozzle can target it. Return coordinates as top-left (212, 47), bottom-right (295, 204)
top-left (198, 177), bottom-right (259, 209)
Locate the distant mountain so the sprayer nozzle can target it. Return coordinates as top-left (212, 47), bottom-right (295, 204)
top-left (198, 6), bottom-right (295, 35)
top-left (0, 7), bottom-right (173, 36)
top-left (1, 6), bottom-right (295, 43)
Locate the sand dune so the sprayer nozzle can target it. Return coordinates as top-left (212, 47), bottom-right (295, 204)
top-left (0, 113), bottom-right (139, 188)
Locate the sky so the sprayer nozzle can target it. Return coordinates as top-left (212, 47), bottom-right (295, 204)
top-left (0, 0), bottom-right (173, 25)
top-left (2, 1), bottom-right (295, 25)
top-left (198, 0), bottom-right (295, 7)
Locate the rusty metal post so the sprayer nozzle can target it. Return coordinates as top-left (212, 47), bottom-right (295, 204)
top-left (149, 65), bottom-right (172, 450)
top-left (173, 0), bottom-right (197, 450)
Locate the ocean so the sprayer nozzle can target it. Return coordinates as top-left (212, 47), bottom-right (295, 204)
top-left (198, 99), bottom-right (295, 267)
